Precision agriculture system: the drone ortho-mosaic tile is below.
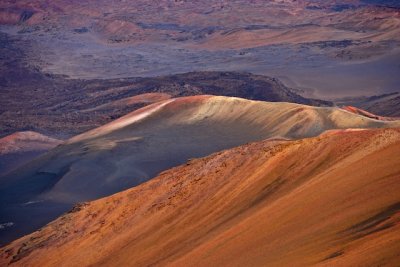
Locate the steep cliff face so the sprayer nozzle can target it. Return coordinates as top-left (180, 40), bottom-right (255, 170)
top-left (1, 128), bottom-right (399, 266)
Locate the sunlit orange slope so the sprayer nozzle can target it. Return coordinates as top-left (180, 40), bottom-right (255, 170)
top-left (1, 128), bottom-right (399, 266)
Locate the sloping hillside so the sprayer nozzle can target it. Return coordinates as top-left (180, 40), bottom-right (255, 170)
top-left (0, 132), bottom-right (62, 176)
top-left (1, 95), bottom-right (399, 245)
top-left (1, 128), bottom-right (399, 266)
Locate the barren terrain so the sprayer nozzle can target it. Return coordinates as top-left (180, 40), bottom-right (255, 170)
top-left (1, 0), bottom-right (399, 99)
top-left (1, 128), bottom-right (399, 266)
top-left (0, 32), bottom-right (331, 138)
top-left (1, 95), bottom-right (399, 245)
top-left (0, 132), bottom-right (62, 176)
top-left (1, 0), bottom-right (400, 140)
top-left (337, 92), bottom-right (400, 117)
top-left (0, 1), bottom-right (399, 264)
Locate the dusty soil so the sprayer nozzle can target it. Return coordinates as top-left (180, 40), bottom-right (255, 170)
top-left (1, 128), bottom-right (399, 266)
top-left (1, 95), bottom-right (399, 246)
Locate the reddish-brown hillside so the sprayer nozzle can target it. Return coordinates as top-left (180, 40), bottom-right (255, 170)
top-left (1, 95), bottom-right (399, 246)
top-left (1, 128), bottom-right (399, 266)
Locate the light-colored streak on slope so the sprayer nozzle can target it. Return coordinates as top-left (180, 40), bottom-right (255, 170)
top-left (1, 128), bottom-right (399, 266)
top-left (68, 98), bottom-right (175, 143)
top-left (80, 93), bottom-right (172, 113)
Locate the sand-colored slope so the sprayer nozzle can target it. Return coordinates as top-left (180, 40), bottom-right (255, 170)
top-left (69, 95), bottom-right (399, 143)
top-left (1, 128), bottom-right (399, 266)
top-left (1, 95), bottom-right (400, 245)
